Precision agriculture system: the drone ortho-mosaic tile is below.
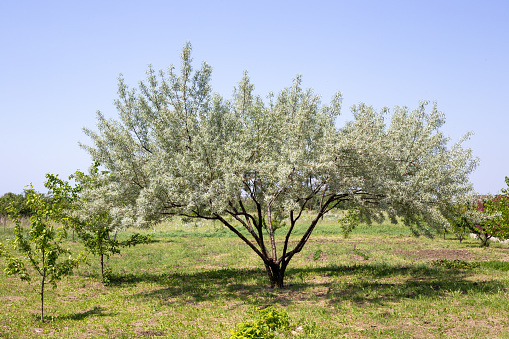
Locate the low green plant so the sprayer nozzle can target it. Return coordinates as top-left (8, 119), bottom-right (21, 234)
top-left (352, 247), bottom-right (369, 260)
top-left (312, 249), bottom-right (322, 261)
top-left (229, 306), bottom-right (290, 339)
top-left (430, 259), bottom-right (480, 270)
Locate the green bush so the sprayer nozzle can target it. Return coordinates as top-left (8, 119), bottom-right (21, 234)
top-left (229, 307), bottom-right (290, 339)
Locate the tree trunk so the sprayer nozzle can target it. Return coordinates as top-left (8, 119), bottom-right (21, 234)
top-left (40, 280), bottom-right (45, 322)
top-left (265, 261), bottom-right (286, 288)
top-left (477, 232), bottom-right (490, 247)
top-left (100, 253), bottom-right (104, 278)
top-left (40, 252), bottom-right (46, 322)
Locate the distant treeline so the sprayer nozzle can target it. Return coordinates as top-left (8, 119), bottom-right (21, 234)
top-left (0, 191), bottom-right (51, 217)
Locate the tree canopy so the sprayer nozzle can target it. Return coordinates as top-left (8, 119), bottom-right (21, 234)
top-left (82, 43), bottom-right (478, 287)
top-left (0, 192), bottom-right (32, 217)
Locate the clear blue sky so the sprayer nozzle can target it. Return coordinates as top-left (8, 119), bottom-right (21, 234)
top-left (1, 0), bottom-right (507, 195)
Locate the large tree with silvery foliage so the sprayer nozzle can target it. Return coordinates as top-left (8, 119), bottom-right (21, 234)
top-left (82, 43), bottom-right (478, 287)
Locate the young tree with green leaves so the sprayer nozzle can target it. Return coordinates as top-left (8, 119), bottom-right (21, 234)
top-left (45, 164), bottom-right (150, 282)
top-left (337, 207), bottom-right (361, 238)
top-left (82, 43), bottom-right (478, 287)
top-left (0, 187), bottom-right (83, 322)
top-left (449, 207), bottom-right (472, 243)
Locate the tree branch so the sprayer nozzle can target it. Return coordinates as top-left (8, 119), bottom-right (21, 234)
top-left (214, 214), bottom-right (267, 261)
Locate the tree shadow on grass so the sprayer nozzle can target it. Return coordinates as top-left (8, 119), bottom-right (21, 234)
top-left (58, 306), bottom-right (115, 321)
top-left (290, 263), bottom-right (507, 306)
top-left (27, 306), bottom-right (114, 323)
top-left (125, 262), bottom-right (507, 307)
top-left (120, 268), bottom-right (271, 304)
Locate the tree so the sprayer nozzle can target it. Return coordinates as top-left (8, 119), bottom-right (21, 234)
top-left (488, 177), bottom-right (509, 241)
top-left (470, 181), bottom-right (509, 247)
top-left (82, 43), bottom-right (478, 287)
top-left (337, 207), bottom-right (361, 238)
top-left (445, 201), bottom-right (484, 243)
top-left (0, 187), bottom-right (83, 322)
top-left (45, 164), bottom-right (151, 283)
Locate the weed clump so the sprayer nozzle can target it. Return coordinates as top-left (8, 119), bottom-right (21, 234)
top-left (229, 306), bottom-right (290, 339)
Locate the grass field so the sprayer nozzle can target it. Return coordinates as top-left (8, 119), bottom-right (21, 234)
top-left (1, 215), bottom-right (509, 338)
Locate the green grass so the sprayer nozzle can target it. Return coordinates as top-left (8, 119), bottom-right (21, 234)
top-left (1, 215), bottom-right (509, 338)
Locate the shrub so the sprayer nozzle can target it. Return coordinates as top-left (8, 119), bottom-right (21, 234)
top-left (229, 307), bottom-right (290, 339)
